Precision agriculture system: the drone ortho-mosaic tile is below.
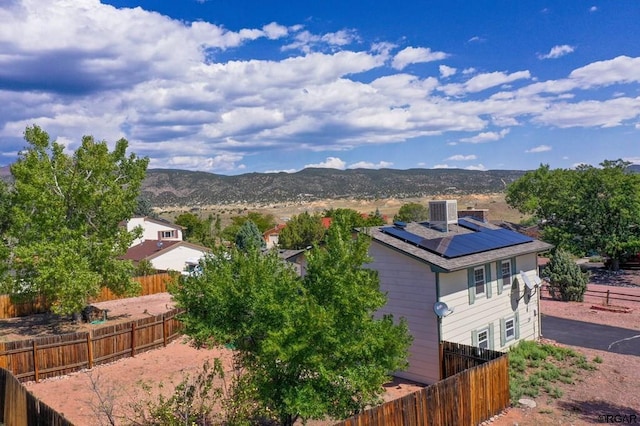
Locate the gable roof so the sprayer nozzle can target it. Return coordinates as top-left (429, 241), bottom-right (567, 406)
top-left (360, 217), bottom-right (553, 272)
top-left (123, 239), bottom-right (210, 262)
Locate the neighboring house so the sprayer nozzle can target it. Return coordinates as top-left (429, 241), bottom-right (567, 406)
top-left (275, 248), bottom-right (307, 276)
top-left (126, 216), bottom-right (184, 247)
top-left (124, 216), bottom-right (208, 274)
top-left (359, 200), bottom-right (552, 384)
top-left (123, 239), bottom-right (211, 274)
top-left (263, 224), bottom-right (287, 249)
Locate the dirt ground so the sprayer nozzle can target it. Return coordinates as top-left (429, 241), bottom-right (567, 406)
top-left (14, 267), bottom-right (640, 425)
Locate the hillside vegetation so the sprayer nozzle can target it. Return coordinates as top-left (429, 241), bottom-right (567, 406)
top-left (141, 168), bottom-right (527, 207)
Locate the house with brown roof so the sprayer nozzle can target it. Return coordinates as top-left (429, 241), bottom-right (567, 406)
top-left (124, 216), bottom-right (210, 275)
top-left (359, 200), bottom-right (552, 384)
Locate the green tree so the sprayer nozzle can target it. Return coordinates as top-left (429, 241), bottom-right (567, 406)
top-left (235, 220), bottom-right (265, 252)
top-left (1, 125), bottom-right (148, 315)
top-left (174, 216), bottom-right (411, 425)
top-left (394, 202), bottom-right (429, 223)
top-left (542, 249), bottom-right (589, 302)
top-left (506, 160), bottom-right (640, 270)
top-left (175, 212), bottom-right (215, 247)
top-left (134, 196), bottom-right (157, 218)
top-left (278, 211), bottom-right (325, 249)
top-left (221, 211), bottom-right (276, 243)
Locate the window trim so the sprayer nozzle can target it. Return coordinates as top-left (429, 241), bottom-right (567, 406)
top-left (500, 312), bottom-right (520, 347)
top-left (474, 266), bottom-right (486, 297)
top-left (501, 260), bottom-right (512, 289)
top-left (472, 323), bottom-right (495, 350)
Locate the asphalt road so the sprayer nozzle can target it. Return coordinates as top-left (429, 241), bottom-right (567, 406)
top-left (541, 314), bottom-right (640, 356)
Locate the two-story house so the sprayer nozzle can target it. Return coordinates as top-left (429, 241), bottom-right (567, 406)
top-left (360, 200), bottom-right (552, 384)
top-left (124, 216), bottom-right (210, 274)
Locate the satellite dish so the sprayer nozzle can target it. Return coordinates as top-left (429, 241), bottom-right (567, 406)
top-left (433, 301), bottom-right (454, 318)
top-left (519, 271), bottom-right (540, 290)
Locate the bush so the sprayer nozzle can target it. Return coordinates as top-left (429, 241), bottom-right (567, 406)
top-left (543, 249), bottom-right (589, 302)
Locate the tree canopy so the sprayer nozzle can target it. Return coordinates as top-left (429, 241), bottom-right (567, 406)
top-left (234, 220), bottom-right (266, 252)
top-left (278, 211), bottom-right (325, 249)
top-left (394, 202), bottom-right (430, 223)
top-left (221, 211), bottom-right (276, 243)
top-left (1, 125), bottom-right (149, 314)
top-left (506, 160), bottom-right (640, 269)
top-left (174, 216), bottom-right (411, 425)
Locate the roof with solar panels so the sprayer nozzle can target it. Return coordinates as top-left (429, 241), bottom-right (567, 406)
top-left (359, 200), bottom-right (553, 272)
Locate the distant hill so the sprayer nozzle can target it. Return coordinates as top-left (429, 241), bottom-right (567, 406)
top-left (141, 168), bottom-right (527, 207)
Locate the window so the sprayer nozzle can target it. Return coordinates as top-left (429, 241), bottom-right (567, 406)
top-left (500, 313), bottom-right (519, 346)
top-left (472, 324), bottom-right (494, 350)
top-left (474, 266), bottom-right (485, 296)
top-left (501, 260), bottom-right (512, 288)
top-left (504, 318), bottom-right (515, 341)
top-left (160, 230), bottom-right (175, 239)
top-left (477, 327), bottom-right (489, 349)
top-left (468, 264), bottom-right (492, 304)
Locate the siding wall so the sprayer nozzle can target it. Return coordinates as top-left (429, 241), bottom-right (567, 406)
top-left (150, 245), bottom-right (208, 273)
top-left (439, 253), bottom-right (540, 351)
top-left (127, 217), bottom-right (183, 245)
top-left (367, 243), bottom-right (440, 384)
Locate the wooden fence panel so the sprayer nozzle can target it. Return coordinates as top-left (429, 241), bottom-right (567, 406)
top-left (0, 308), bottom-right (185, 383)
top-left (0, 273), bottom-right (177, 319)
top-left (334, 342), bottom-right (509, 426)
top-left (1, 368), bottom-right (73, 426)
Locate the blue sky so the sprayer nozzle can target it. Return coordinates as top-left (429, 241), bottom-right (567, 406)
top-left (0, 1), bottom-right (639, 174)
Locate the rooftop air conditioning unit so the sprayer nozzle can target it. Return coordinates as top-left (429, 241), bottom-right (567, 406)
top-left (429, 200), bottom-right (458, 231)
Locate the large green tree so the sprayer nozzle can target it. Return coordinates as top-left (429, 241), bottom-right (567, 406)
top-left (278, 211), bottom-right (326, 249)
top-left (235, 219), bottom-right (266, 252)
top-left (394, 202), bottom-right (430, 223)
top-left (174, 216), bottom-right (411, 425)
top-left (1, 125), bottom-right (149, 315)
top-left (221, 211), bottom-right (276, 243)
top-left (506, 160), bottom-right (640, 269)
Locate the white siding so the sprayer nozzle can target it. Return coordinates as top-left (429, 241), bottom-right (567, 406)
top-left (150, 246), bottom-right (208, 273)
top-left (367, 243), bottom-right (440, 384)
top-left (439, 253), bottom-right (541, 351)
top-left (127, 217), bottom-right (183, 246)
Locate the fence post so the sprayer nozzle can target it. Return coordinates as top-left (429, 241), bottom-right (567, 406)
top-left (163, 314), bottom-right (168, 347)
top-left (87, 332), bottom-right (93, 369)
top-left (32, 340), bottom-right (39, 383)
top-left (131, 323), bottom-right (136, 358)
top-left (606, 290), bottom-right (610, 306)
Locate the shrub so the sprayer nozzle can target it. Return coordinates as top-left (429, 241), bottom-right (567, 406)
top-left (543, 249), bottom-right (589, 302)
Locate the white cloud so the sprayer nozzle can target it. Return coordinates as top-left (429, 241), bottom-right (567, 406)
top-left (538, 45), bottom-right (575, 60)
top-left (569, 56), bottom-right (640, 87)
top-left (283, 28), bottom-right (359, 52)
top-left (441, 71), bottom-right (531, 95)
top-left (533, 97), bottom-right (640, 128)
top-left (439, 65), bottom-right (457, 78)
top-left (262, 22), bottom-right (289, 39)
top-left (348, 160), bottom-right (393, 169)
top-left (432, 164), bottom-right (452, 169)
top-left (589, 6), bottom-right (598, 12)
top-left (304, 157), bottom-right (347, 169)
top-left (465, 164), bottom-right (487, 171)
top-left (525, 145), bottom-right (552, 153)
top-left (468, 36), bottom-right (484, 43)
top-left (460, 129), bottom-right (510, 143)
top-left (391, 46), bottom-right (448, 70)
top-left (446, 154), bottom-right (477, 161)
top-left (622, 157), bottom-right (640, 164)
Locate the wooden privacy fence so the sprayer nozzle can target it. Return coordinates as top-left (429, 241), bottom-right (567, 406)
top-left (0, 367), bottom-right (73, 426)
top-left (334, 341), bottom-right (509, 426)
top-left (0, 273), bottom-right (176, 319)
top-left (541, 284), bottom-right (640, 306)
top-left (0, 308), bottom-right (183, 383)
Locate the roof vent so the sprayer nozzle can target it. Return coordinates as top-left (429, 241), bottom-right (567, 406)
top-left (428, 200), bottom-right (458, 232)
top-left (393, 221), bottom-right (407, 229)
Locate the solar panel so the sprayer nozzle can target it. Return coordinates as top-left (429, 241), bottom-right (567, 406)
top-left (457, 218), bottom-right (489, 232)
top-left (380, 226), bottom-right (533, 258)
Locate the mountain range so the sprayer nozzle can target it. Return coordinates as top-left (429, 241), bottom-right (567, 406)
top-left (2, 164), bottom-right (640, 208)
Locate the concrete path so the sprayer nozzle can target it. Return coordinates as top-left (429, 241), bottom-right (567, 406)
top-left (541, 314), bottom-right (640, 356)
